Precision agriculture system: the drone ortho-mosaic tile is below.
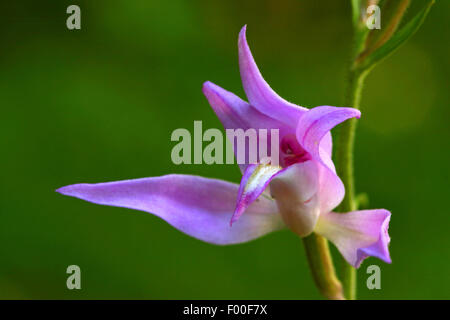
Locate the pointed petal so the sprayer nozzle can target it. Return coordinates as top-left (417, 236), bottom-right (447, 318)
top-left (296, 106), bottom-right (361, 170)
top-left (56, 175), bottom-right (284, 245)
top-left (238, 25), bottom-right (305, 127)
top-left (232, 163), bottom-right (282, 225)
top-left (203, 81), bottom-right (289, 172)
top-left (203, 81), bottom-right (283, 132)
top-left (269, 161), bottom-right (321, 237)
top-left (315, 209), bottom-right (391, 268)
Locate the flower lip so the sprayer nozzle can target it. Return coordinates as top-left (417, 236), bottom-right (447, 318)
top-left (356, 211), bottom-right (392, 266)
top-left (316, 209), bottom-right (392, 268)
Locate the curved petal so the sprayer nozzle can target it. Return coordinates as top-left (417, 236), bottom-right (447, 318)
top-left (232, 163), bottom-right (282, 225)
top-left (321, 132), bottom-right (333, 156)
top-left (238, 25), bottom-right (305, 128)
top-left (203, 81), bottom-right (285, 132)
top-left (202, 81), bottom-right (290, 172)
top-left (269, 161), bottom-right (321, 237)
top-left (315, 209), bottom-right (391, 268)
top-left (56, 175), bottom-right (284, 245)
top-left (296, 105), bottom-right (361, 170)
top-left (317, 161), bottom-right (345, 214)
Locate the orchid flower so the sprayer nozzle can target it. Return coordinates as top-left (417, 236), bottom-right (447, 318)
top-left (57, 26), bottom-right (391, 269)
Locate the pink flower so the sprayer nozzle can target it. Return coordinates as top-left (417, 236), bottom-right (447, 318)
top-left (57, 26), bottom-right (391, 268)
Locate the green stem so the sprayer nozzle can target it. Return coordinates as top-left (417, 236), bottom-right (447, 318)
top-left (302, 233), bottom-right (344, 300)
top-left (335, 68), bottom-right (368, 300)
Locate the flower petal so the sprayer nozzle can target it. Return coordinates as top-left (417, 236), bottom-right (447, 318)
top-left (321, 132), bottom-right (333, 156)
top-left (317, 155), bottom-right (345, 214)
top-left (296, 105), bottom-right (361, 170)
top-left (202, 81), bottom-right (290, 172)
top-left (269, 161), bottom-right (321, 237)
top-left (315, 209), bottom-right (391, 268)
top-left (56, 175), bottom-right (284, 245)
top-left (203, 81), bottom-right (283, 132)
top-left (232, 163), bottom-right (282, 225)
top-left (238, 25), bottom-right (305, 127)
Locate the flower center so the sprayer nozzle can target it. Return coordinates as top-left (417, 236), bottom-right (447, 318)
top-left (280, 134), bottom-right (311, 167)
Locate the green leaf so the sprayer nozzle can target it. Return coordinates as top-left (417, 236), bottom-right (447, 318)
top-left (357, 0), bottom-right (434, 71)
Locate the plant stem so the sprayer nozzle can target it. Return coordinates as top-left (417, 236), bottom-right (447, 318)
top-left (335, 68), bottom-right (368, 300)
top-left (302, 233), bottom-right (344, 300)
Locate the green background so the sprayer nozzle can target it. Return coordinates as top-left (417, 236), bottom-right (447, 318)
top-left (1, 0), bottom-right (449, 299)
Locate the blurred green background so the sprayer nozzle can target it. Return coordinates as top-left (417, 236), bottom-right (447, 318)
top-left (0, 0), bottom-right (449, 299)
